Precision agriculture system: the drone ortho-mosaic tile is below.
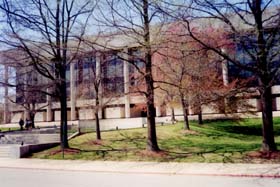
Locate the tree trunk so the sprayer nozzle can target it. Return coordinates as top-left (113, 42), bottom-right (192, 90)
top-left (143, 0), bottom-right (160, 152)
top-left (253, 0), bottom-right (277, 152)
top-left (30, 103), bottom-right (35, 128)
top-left (145, 60), bottom-right (160, 151)
top-left (95, 95), bottom-right (101, 140)
top-left (146, 96), bottom-right (160, 151)
top-left (260, 87), bottom-right (277, 152)
top-left (30, 112), bottom-right (35, 129)
top-left (54, 0), bottom-right (68, 149)
top-left (181, 97), bottom-right (190, 130)
top-left (95, 112), bottom-right (101, 140)
top-left (171, 107), bottom-right (176, 124)
top-left (60, 66), bottom-right (69, 149)
top-left (198, 106), bottom-right (203, 125)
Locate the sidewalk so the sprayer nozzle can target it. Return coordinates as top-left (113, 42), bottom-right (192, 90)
top-left (0, 158), bottom-right (279, 178)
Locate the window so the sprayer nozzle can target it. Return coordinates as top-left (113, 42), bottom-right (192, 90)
top-left (73, 56), bottom-right (96, 99)
top-left (228, 40), bottom-right (258, 86)
top-left (102, 52), bottom-right (124, 95)
top-left (129, 48), bottom-right (145, 87)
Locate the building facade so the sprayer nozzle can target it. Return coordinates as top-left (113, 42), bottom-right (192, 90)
top-left (2, 27), bottom-right (280, 124)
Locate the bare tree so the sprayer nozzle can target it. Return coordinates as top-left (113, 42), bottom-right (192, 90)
top-left (162, 0), bottom-right (280, 151)
top-left (0, 0), bottom-right (96, 148)
top-left (94, 0), bottom-right (168, 152)
top-left (155, 23), bottom-right (220, 129)
top-left (154, 19), bottom-right (256, 130)
top-left (75, 50), bottom-right (121, 140)
top-left (13, 67), bottom-right (48, 129)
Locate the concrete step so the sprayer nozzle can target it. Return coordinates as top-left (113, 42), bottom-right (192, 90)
top-left (1, 134), bottom-right (60, 145)
top-left (37, 134), bottom-right (60, 143)
top-left (0, 146), bottom-right (10, 158)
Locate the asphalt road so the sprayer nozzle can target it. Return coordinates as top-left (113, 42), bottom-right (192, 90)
top-left (0, 168), bottom-right (279, 187)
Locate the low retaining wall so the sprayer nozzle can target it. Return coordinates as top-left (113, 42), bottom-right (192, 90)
top-left (19, 143), bottom-right (60, 158)
top-left (79, 118), bottom-right (146, 132)
top-left (77, 112), bottom-right (275, 133)
top-left (0, 142), bottom-right (60, 159)
top-left (2, 142), bottom-right (59, 159)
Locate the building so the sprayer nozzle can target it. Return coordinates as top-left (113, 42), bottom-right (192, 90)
top-left (2, 20), bottom-right (280, 125)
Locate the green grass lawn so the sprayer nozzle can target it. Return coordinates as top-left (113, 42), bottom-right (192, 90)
top-left (31, 118), bottom-right (280, 163)
top-left (0, 127), bottom-right (20, 132)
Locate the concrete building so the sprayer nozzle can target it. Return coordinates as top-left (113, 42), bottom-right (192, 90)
top-left (0, 46), bottom-right (151, 123)
top-left (1, 24), bottom-right (280, 125)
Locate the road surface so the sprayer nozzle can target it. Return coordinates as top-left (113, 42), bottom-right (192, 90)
top-left (0, 167), bottom-right (279, 187)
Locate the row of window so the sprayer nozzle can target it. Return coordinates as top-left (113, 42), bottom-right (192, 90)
top-left (15, 49), bottom-right (145, 102)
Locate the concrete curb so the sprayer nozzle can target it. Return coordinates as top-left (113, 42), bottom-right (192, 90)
top-left (0, 159), bottom-right (279, 178)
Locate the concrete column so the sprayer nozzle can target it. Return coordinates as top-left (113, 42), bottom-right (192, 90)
top-left (96, 52), bottom-right (103, 118)
top-left (222, 61), bottom-right (229, 86)
top-left (222, 58), bottom-right (229, 86)
top-left (70, 62), bottom-right (76, 120)
top-left (221, 50), bottom-right (229, 113)
top-left (3, 65), bottom-right (9, 123)
top-left (24, 103), bottom-right (29, 121)
top-left (156, 106), bottom-right (161, 117)
top-left (123, 48), bottom-right (130, 118)
top-left (23, 68), bottom-right (28, 121)
top-left (46, 88), bottom-right (53, 121)
top-left (96, 52), bottom-right (102, 95)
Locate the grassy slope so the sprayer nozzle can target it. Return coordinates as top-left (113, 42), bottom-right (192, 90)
top-left (31, 118), bottom-right (280, 163)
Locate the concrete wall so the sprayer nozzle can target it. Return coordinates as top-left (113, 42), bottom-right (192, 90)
top-left (79, 117), bottom-right (145, 132)
top-left (1, 141), bottom-right (59, 159)
top-left (272, 85), bottom-right (280, 94)
top-left (166, 106), bottom-right (183, 116)
top-left (11, 111), bottom-right (46, 123)
top-left (11, 112), bottom-right (23, 123)
top-left (237, 98), bottom-right (258, 112)
top-left (79, 109), bottom-right (95, 120)
top-left (277, 97), bottom-right (280, 111)
top-left (34, 112), bottom-right (46, 122)
top-left (55, 111), bottom-right (71, 121)
top-left (104, 107), bottom-right (125, 119)
top-left (5, 143), bottom-right (59, 158)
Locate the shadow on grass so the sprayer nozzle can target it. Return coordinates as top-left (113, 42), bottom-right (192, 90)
top-left (197, 118), bottom-right (242, 124)
top-left (209, 123), bottom-right (280, 136)
top-left (56, 133), bottom-right (148, 159)
top-left (34, 118), bottom-right (280, 162)
top-left (193, 118), bottom-right (280, 136)
top-left (55, 137), bottom-right (262, 163)
top-left (215, 125), bottom-right (263, 136)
